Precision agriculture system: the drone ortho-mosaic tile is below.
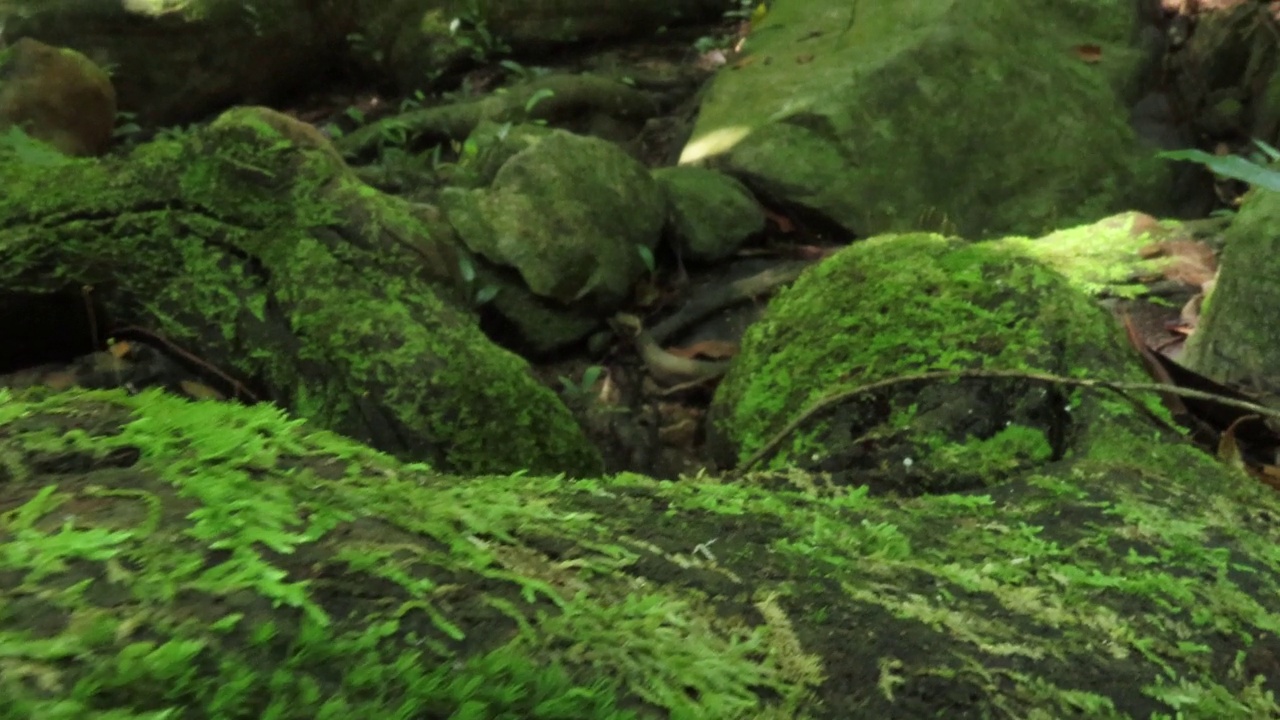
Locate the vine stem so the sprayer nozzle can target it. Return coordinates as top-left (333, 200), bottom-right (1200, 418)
top-left (735, 368), bottom-right (1280, 473)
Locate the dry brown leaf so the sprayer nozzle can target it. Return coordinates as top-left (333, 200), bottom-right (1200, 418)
top-left (1178, 294), bottom-right (1202, 329)
top-left (1251, 464), bottom-right (1280, 492)
top-left (1074, 44), bottom-right (1103, 63)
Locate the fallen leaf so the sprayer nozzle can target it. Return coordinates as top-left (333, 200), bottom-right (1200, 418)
top-left (1252, 465), bottom-right (1280, 492)
top-left (1074, 44), bottom-right (1103, 63)
top-left (1179, 276), bottom-right (1217, 329)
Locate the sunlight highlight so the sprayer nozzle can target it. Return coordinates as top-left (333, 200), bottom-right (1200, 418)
top-left (679, 126), bottom-right (752, 165)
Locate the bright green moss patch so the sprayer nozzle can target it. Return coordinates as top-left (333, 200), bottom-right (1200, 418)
top-left (0, 388), bottom-right (816, 718)
top-left (919, 423), bottom-right (1054, 476)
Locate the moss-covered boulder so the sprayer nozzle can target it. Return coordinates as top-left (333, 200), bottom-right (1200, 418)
top-left (439, 129), bottom-right (666, 353)
top-left (0, 38), bottom-right (116, 157)
top-left (683, 0), bottom-right (1176, 238)
top-left (441, 130), bottom-right (665, 308)
top-left (653, 166), bottom-right (764, 264)
top-left (708, 232), bottom-right (1161, 493)
top-left (0, 106), bottom-right (602, 477)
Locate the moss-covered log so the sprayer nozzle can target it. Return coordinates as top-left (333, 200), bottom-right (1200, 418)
top-left (0, 107), bottom-right (602, 477)
top-left (6, 203), bottom-right (1280, 717)
top-left (4, 372), bottom-right (1280, 718)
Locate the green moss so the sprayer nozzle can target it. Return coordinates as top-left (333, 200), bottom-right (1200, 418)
top-left (0, 107), bottom-right (602, 477)
top-left (920, 423), bottom-right (1053, 476)
top-left (691, 1), bottom-right (1169, 237)
top-left (712, 233), bottom-right (1136, 481)
top-left (0, 388), bottom-right (810, 718)
top-left (7, 385), bottom-right (1280, 716)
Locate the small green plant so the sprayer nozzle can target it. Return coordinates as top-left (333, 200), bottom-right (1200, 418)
top-left (347, 32), bottom-right (386, 65)
top-left (448, 1), bottom-right (511, 61)
top-left (693, 35), bottom-right (729, 54)
top-left (399, 89), bottom-right (427, 113)
top-left (494, 59), bottom-right (524, 78)
top-left (636, 244), bottom-right (656, 276)
top-left (499, 60), bottom-right (540, 82)
top-left (523, 88), bottom-right (556, 122)
top-left (692, 0), bottom-right (762, 53)
top-left (724, 0), bottom-right (760, 21)
top-left (1158, 138), bottom-right (1280, 192)
top-left (559, 365), bottom-right (605, 398)
top-left (453, 135), bottom-right (481, 163)
top-left (244, 3), bottom-right (265, 37)
top-left (457, 255), bottom-right (499, 307)
top-left (154, 124), bottom-right (196, 142)
top-left (473, 284), bottom-right (499, 305)
top-left (113, 111), bottom-right (142, 141)
top-left (377, 118), bottom-right (412, 148)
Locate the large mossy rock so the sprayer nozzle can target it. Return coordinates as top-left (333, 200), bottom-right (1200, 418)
top-left (709, 232), bottom-right (1148, 493)
top-left (683, 0), bottom-right (1175, 238)
top-left (8, 237), bottom-right (1280, 716)
top-left (0, 106), bottom-right (602, 477)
